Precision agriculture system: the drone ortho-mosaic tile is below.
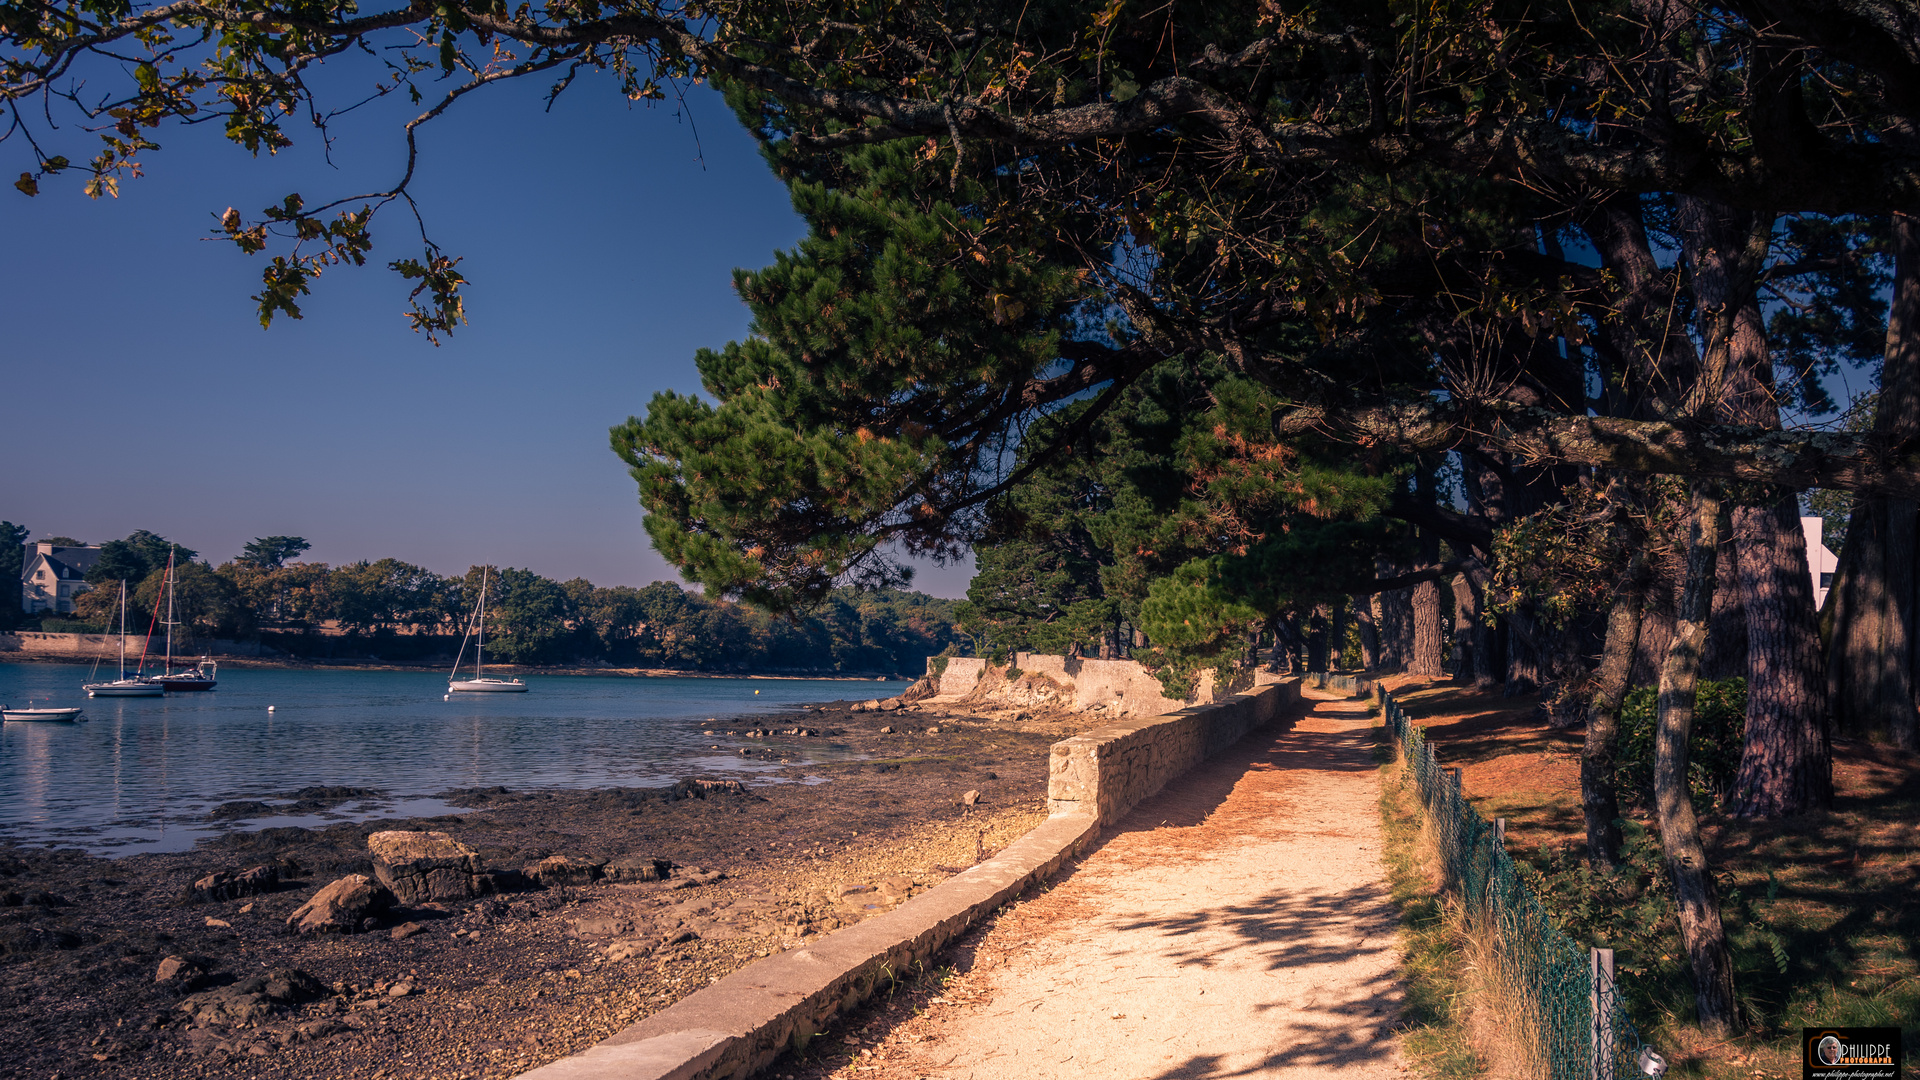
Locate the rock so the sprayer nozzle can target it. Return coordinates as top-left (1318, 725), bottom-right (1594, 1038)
top-left (295, 1018), bottom-right (347, 1042)
top-left (850, 700), bottom-right (875, 712)
top-left (879, 725), bottom-right (894, 734)
top-left (666, 867), bottom-right (726, 890)
top-left (204, 917), bottom-right (231, 928)
top-left (604, 939), bottom-right (650, 962)
top-left (837, 884), bottom-right (876, 898)
top-left (387, 981), bottom-right (413, 998)
top-left (524, 855), bottom-right (603, 888)
top-left (668, 778), bottom-right (749, 800)
top-left (660, 928), bottom-right (697, 946)
top-left (155, 955), bottom-right (206, 984)
top-left (879, 875), bottom-right (915, 900)
top-left (961, 789), bottom-right (981, 806)
top-left (177, 969), bottom-right (322, 1027)
top-left (876, 698), bottom-right (901, 712)
top-left (603, 855), bottom-right (674, 884)
top-left (926, 726), bottom-right (942, 734)
top-left (367, 830), bottom-right (491, 904)
top-left (286, 875), bottom-right (393, 935)
top-left (389, 921), bottom-right (426, 941)
top-left (569, 916), bottom-right (630, 937)
top-left (184, 864), bottom-right (279, 903)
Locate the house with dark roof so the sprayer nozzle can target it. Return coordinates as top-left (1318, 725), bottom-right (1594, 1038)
top-left (20, 542), bottom-right (101, 615)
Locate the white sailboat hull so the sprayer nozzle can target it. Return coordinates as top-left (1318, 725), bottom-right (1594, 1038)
top-left (448, 678), bottom-right (528, 693)
top-left (84, 681), bottom-right (165, 697)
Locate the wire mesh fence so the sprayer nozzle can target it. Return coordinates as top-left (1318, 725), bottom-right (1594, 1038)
top-left (1361, 681), bottom-right (1653, 1080)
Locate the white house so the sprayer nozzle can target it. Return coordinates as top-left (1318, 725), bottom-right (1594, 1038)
top-left (19, 541), bottom-right (101, 615)
top-left (1802, 517), bottom-right (1839, 609)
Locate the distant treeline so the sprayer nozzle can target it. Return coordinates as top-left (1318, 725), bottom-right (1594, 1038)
top-left (3, 527), bottom-right (958, 674)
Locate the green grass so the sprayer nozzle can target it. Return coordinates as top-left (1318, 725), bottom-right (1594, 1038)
top-left (1379, 726), bottom-right (1486, 1080)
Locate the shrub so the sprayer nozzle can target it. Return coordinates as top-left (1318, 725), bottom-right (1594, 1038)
top-left (1614, 678), bottom-right (1747, 813)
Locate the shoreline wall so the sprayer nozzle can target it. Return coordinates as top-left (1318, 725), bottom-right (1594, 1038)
top-left (0, 632), bottom-right (266, 658)
top-left (928, 652), bottom-right (1261, 715)
top-left (515, 675), bottom-right (1303, 1080)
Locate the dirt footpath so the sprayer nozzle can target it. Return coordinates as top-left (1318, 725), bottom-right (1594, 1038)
top-left (808, 690), bottom-right (1405, 1080)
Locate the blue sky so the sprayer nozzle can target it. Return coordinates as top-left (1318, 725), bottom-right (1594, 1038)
top-left (0, 69), bottom-right (975, 598)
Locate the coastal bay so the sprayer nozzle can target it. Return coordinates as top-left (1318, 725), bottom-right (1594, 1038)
top-left (0, 667), bottom-right (1085, 1079)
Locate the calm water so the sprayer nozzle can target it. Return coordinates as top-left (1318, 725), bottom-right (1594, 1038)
top-left (0, 663), bottom-right (905, 856)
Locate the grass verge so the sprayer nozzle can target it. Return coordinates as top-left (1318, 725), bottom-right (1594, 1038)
top-left (1379, 720), bottom-right (1486, 1080)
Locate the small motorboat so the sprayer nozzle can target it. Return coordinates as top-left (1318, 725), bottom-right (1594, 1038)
top-left (2, 706), bottom-right (84, 722)
top-left (447, 567), bottom-right (528, 694)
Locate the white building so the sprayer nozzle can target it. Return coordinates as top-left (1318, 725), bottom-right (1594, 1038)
top-left (1802, 517), bottom-right (1839, 609)
top-left (19, 541), bottom-right (101, 615)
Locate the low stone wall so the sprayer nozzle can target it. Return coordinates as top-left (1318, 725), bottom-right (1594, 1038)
top-left (515, 678), bottom-right (1302, 1080)
top-left (925, 653), bottom-right (1248, 716)
top-left (1047, 679), bottom-right (1300, 824)
top-left (0, 632), bottom-right (264, 658)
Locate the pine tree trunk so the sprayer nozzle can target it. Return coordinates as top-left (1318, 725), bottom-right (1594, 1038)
top-left (1701, 540), bottom-right (1748, 681)
top-left (1656, 484), bottom-right (1740, 1035)
top-left (1728, 498), bottom-right (1834, 816)
top-left (1355, 600), bottom-right (1380, 670)
top-left (1585, 552), bottom-right (1647, 868)
top-left (1306, 604), bottom-right (1330, 673)
top-left (1450, 573), bottom-right (1478, 684)
top-left (1826, 213), bottom-right (1920, 750)
top-left (1462, 561), bottom-right (1502, 688)
top-left (1411, 579), bottom-right (1446, 676)
top-left (1505, 609), bottom-right (1542, 695)
top-left (1331, 599), bottom-right (1350, 671)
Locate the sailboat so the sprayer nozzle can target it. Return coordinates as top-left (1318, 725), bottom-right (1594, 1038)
top-left (83, 582), bottom-right (165, 697)
top-left (448, 568), bottom-right (527, 693)
top-left (148, 548), bottom-right (218, 691)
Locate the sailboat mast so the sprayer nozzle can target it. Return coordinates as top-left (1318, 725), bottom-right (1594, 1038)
top-left (164, 547), bottom-right (176, 676)
top-left (477, 567), bottom-right (487, 677)
top-left (118, 581), bottom-right (128, 679)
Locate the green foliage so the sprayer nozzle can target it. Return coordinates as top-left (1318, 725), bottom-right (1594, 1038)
top-left (85, 530), bottom-right (196, 587)
top-left (133, 561), bottom-right (248, 639)
top-left (0, 521), bottom-right (26, 629)
top-left (1614, 679), bottom-right (1749, 813)
top-left (237, 536), bottom-right (310, 569)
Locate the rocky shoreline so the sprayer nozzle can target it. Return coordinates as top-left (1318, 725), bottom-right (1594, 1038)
top-left (0, 696), bottom-right (1088, 1080)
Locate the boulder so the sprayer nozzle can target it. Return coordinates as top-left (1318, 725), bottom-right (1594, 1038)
top-left (961, 789), bottom-right (981, 806)
top-left (668, 778), bottom-right (748, 800)
top-left (602, 855), bottom-right (673, 884)
top-left (182, 864), bottom-right (279, 904)
top-left (286, 875), bottom-right (393, 934)
top-left (177, 969), bottom-right (323, 1027)
top-left (367, 830), bottom-right (490, 904)
top-left (524, 856), bottom-right (603, 888)
top-left (155, 954), bottom-right (207, 985)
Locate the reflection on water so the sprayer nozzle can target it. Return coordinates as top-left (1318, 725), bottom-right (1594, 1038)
top-left (0, 663), bottom-right (901, 856)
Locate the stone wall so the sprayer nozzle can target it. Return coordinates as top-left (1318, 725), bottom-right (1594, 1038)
top-left (1046, 679), bottom-right (1300, 824)
top-left (924, 653), bottom-right (1246, 716)
top-left (0, 632), bottom-right (265, 658)
top-left (514, 675), bottom-right (1303, 1080)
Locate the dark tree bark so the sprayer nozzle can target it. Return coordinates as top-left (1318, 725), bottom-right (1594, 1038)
top-left (1505, 608), bottom-right (1543, 695)
top-left (1729, 498), bottom-right (1835, 814)
top-left (1449, 572), bottom-right (1479, 683)
top-left (1330, 598), bottom-right (1350, 671)
top-left (1306, 604), bottom-right (1331, 673)
top-left (1374, 558), bottom-right (1414, 673)
top-left (1354, 599), bottom-right (1380, 670)
top-left (1701, 537), bottom-right (1749, 682)
top-left (1459, 561), bottom-right (1503, 688)
top-left (1656, 484), bottom-right (1741, 1035)
top-left (1827, 213), bottom-right (1920, 750)
top-left (1585, 551), bottom-right (1649, 868)
top-left (1410, 579), bottom-right (1446, 676)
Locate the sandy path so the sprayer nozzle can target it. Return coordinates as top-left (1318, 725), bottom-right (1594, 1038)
top-left (870, 690), bottom-right (1403, 1080)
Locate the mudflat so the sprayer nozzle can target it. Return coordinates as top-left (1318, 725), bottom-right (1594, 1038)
top-left (0, 698), bottom-right (1084, 1080)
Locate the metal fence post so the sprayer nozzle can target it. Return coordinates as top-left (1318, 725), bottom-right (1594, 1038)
top-left (1591, 947), bottom-right (1615, 1080)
